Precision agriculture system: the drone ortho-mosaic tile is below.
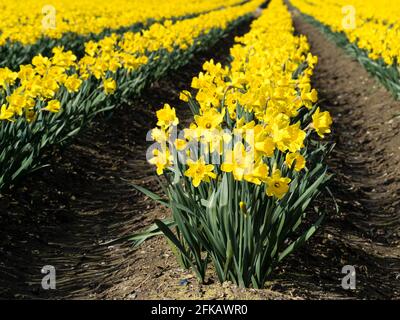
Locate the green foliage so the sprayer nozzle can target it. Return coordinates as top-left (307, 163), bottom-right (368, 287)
top-left (131, 140), bottom-right (331, 288)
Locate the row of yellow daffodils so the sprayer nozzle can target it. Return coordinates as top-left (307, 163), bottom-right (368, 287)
top-left (0, 0), bottom-right (263, 122)
top-left (137, 0), bottom-right (333, 288)
top-left (150, 0), bottom-right (332, 199)
top-left (291, 0), bottom-right (400, 66)
top-left (0, 0), bottom-right (244, 46)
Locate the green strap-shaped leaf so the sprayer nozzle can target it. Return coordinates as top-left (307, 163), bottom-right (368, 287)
top-left (129, 182), bottom-right (169, 207)
top-left (130, 218), bottom-right (176, 247)
top-left (278, 211), bottom-right (325, 262)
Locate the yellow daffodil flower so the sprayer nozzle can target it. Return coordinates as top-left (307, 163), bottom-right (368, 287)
top-left (149, 148), bottom-right (172, 175)
top-left (44, 100), bottom-right (61, 113)
top-left (285, 152), bottom-right (306, 171)
top-left (103, 78), bottom-right (117, 95)
top-left (265, 169), bottom-right (291, 199)
top-left (184, 157), bottom-right (216, 187)
top-left (312, 107), bottom-right (332, 138)
top-left (0, 104), bottom-right (14, 121)
top-left (194, 108), bottom-right (225, 130)
top-left (156, 104), bottom-right (179, 129)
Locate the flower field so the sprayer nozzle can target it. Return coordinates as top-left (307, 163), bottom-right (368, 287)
top-left (0, 0), bottom-right (245, 69)
top-left (0, 0), bottom-right (262, 190)
top-left (0, 0), bottom-right (399, 301)
top-left (291, 0), bottom-right (400, 99)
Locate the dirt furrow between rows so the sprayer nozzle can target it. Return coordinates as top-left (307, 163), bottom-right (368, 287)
top-left (273, 9), bottom-right (400, 299)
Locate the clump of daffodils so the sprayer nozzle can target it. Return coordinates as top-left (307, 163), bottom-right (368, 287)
top-left (139, 0), bottom-right (333, 289)
top-left (149, 4), bottom-right (332, 200)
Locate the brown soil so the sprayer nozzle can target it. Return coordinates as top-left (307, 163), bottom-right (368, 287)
top-left (272, 9), bottom-right (400, 299)
top-left (1, 10), bottom-right (400, 300)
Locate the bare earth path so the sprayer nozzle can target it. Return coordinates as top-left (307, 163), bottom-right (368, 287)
top-left (271, 9), bottom-right (400, 299)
